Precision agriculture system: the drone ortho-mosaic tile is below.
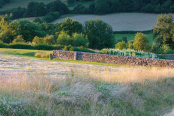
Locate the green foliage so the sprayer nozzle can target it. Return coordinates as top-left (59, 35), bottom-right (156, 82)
top-left (43, 35), bottom-right (55, 45)
top-left (32, 36), bottom-right (44, 44)
top-left (10, 20), bottom-right (47, 42)
top-left (42, 12), bottom-right (60, 23)
top-left (24, 2), bottom-right (46, 17)
top-left (57, 31), bottom-right (72, 46)
top-left (33, 18), bottom-right (43, 23)
top-left (57, 31), bottom-right (88, 47)
top-left (45, 0), bottom-right (69, 14)
top-left (133, 32), bottom-right (149, 51)
top-left (12, 35), bottom-right (25, 43)
top-left (84, 18), bottom-right (114, 49)
top-left (115, 41), bottom-right (127, 50)
top-left (128, 40), bottom-right (134, 49)
top-left (58, 18), bottom-right (82, 36)
top-left (67, 0), bottom-right (75, 5)
top-left (158, 44), bottom-right (174, 54)
top-left (153, 14), bottom-right (174, 49)
top-left (71, 33), bottom-right (89, 47)
top-left (8, 43), bottom-right (33, 49)
top-left (63, 45), bottom-right (95, 53)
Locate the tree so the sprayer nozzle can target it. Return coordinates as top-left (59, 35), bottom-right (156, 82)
top-left (10, 20), bottom-right (47, 42)
top-left (67, 0), bottom-right (75, 5)
top-left (71, 33), bottom-right (89, 47)
top-left (153, 14), bottom-right (174, 49)
top-left (58, 18), bottom-right (82, 36)
top-left (133, 32), bottom-right (149, 51)
top-left (57, 31), bottom-right (72, 46)
top-left (45, 0), bottom-right (69, 14)
top-left (83, 18), bottom-right (114, 49)
top-left (0, 15), bottom-right (14, 43)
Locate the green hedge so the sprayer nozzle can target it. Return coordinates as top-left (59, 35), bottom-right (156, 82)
top-left (0, 43), bottom-right (95, 53)
top-left (113, 30), bottom-right (153, 34)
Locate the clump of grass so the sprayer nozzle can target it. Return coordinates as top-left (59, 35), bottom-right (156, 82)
top-left (0, 67), bottom-right (174, 115)
top-left (35, 52), bottom-right (49, 58)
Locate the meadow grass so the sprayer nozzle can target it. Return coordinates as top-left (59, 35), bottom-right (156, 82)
top-left (0, 64), bottom-right (174, 115)
top-left (0, 48), bottom-right (174, 115)
top-left (114, 33), bottom-right (155, 46)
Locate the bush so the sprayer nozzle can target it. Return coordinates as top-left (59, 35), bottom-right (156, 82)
top-left (12, 35), bottom-right (25, 43)
top-left (33, 44), bottom-right (54, 50)
top-left (8, 43), bottom-right (33, 49)
top-left (0, 41), bottom-right (7, 48)
top-left (127, 40), bottom-right (134, 49)
top-left (35, 52), bottom-right (49, 58)
top-left (159, 44), bottom-right (174, 54)
top-left (43, 35), bottom-right (55, 45)
top-left (115, 41), bottom-right (127, 50)
top-left (32, 36), bottom-right (44, 44)
top-left (133, 32), bottom-right (149, 51)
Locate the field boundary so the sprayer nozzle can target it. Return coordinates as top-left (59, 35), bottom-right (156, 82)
top-left (53, 50), bottom-right (174, 68)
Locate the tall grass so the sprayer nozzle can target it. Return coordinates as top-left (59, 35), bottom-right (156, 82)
top-left (0, 66), bottom-right (174, 115)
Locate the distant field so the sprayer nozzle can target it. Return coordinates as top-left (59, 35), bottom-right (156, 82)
top-left (0, 0), bottom-right (92, 11)
top-left (53, 13), bottom-right (174, 31)
top-left (114, 33), bottom-right (155, 46)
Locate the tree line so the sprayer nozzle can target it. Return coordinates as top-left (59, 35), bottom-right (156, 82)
top-left (0, 0), bottom-right (10, 8)
top-left (73, 0), bottom-right (174, 14)
top-left (0, 16), bottom-right (114, 50)
top-left (0, 0), bottom-right (69, 20)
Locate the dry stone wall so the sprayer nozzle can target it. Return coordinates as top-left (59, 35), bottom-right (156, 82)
top-left (53, 50), bottom-right (174, 68)
top-left (162, 54), bottom-right (174, 60)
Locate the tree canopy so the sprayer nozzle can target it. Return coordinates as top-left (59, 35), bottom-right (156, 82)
top-left (83, 18), bottom-right (114, 49)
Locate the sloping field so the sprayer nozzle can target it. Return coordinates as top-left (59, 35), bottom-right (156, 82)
top-left (52, 13), bottom-right (174, 31)
top-left (0, 53), bottom-right (174, 115)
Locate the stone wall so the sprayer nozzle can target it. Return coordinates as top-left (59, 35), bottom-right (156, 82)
top-left (53, 50), bottom-right (174, 68)
top-left (162, 54), bottom-right (174, 60)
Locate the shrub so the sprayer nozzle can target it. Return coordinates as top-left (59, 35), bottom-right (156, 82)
top-left (159, 44), bottom-right (174, 54)
top-left (34, 52), bottom-right (41, 58)
top-left (8, 43), bottom-right (33, 49)
top-left (35, 52), bottom-right (49, 58)
top-left (127, 40), bottom-right (134, 49)
top-left (33, 44), bottom-right (54, 50)
top-left (133, 32), bottom-right (149, 51)
top-left (12, 35), bottom-right (25, 43)
top-left (0, 41), bottom-right (7, 48)
top-left (115, 41), bottom-right (127, 50)
top-left (43, 35), bottom-right (55, 45)
top-left (32, 36), bottom-right (44, 44)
